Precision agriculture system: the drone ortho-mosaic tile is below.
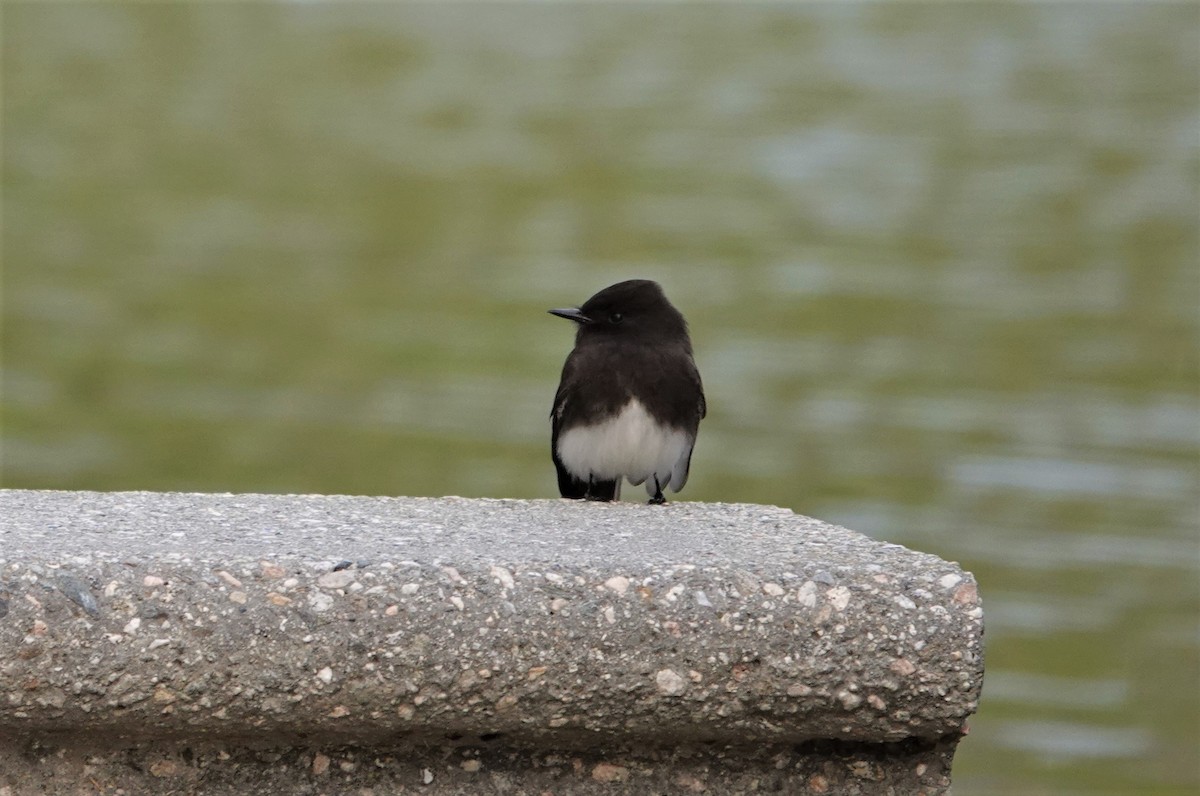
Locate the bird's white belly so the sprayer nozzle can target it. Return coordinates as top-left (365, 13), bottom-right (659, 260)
top-left (557, 399), bottom-right (689, 490)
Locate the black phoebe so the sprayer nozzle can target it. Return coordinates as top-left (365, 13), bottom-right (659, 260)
top-left (548, 280), bottom-right (705, 504)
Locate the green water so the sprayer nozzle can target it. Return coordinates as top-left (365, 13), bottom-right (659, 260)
top-left (3, 3), bottom-right (1197, 793)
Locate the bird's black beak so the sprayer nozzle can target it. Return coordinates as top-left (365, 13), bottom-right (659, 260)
top-left (548, 307), bottom-right (592, 324)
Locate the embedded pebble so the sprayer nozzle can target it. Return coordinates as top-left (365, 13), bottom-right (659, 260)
top-left (56, 574), bottom-right (100, 617)
top-left (490, 566), bottom-right (515, 590)
top-left (953, 582), bottom-right (979, 605)
top-left (592, 763), bottom-right (629, 783)
top-left (837, 690), bottom-right (862, 710)
top-left (939, 573), bottom-right (963, 589)
top-left (308, 593), bottom-right (334, 613)
top-left (317, 570), bottom-right (356, 590)
top-left (827, 586), bottom-right (852, 611)
top-left (655, 668), bottom-right (687, 696)
top-left (260, 563), bottom-right (286, 579)
top-left (604, 575), bottom-right (630, 595)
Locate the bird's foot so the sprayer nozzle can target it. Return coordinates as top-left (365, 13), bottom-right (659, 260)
top-left (648, 495), bottom-right (666, 505)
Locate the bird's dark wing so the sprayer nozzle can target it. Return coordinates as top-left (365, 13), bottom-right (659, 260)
top-left (649, 348), bottom-right (705, 493)
top-left (638, 347), bottom-right (704, 427)
top-left (679, 358), bottom-right (705, 490)
top-left (550, 410), bottom-right (588, 499)
top-left (551, 348), bottom-right (623, 500)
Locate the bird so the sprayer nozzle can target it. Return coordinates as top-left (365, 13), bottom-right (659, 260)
top-left (548, 280), bottom-right (705, 504)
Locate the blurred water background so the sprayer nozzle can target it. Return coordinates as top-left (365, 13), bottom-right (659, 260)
top-left (3, 3), bottom-right (1197, 793)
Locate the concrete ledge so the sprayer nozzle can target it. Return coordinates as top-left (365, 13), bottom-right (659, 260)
top-left (0, 490), bottom-right (983, 794)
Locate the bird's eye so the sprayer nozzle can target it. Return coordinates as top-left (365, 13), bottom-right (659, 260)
top-left (610, 312), bottom-right (623, 325)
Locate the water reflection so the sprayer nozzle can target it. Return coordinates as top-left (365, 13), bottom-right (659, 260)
top-left (995, 720), bottom-right (1153, 761)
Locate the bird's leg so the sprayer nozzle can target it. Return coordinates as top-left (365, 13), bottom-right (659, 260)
top-left (584, 475), bottom-right (610, 502)
top-left (648, 476), bottom-right (667, 505)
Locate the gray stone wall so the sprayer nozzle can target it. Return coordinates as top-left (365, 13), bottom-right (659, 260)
top-left (0, 490), bottom-right (982, 794)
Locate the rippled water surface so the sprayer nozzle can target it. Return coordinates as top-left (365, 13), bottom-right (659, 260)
top-left (4, 4), bottom-right (1198, 793)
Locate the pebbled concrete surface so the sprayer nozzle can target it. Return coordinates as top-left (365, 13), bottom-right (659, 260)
top-left (0, 489), bottom-right (983, 794)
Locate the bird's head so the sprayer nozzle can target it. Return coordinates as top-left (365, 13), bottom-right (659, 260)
top-left (549, 280), bottom-right (689, 344)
